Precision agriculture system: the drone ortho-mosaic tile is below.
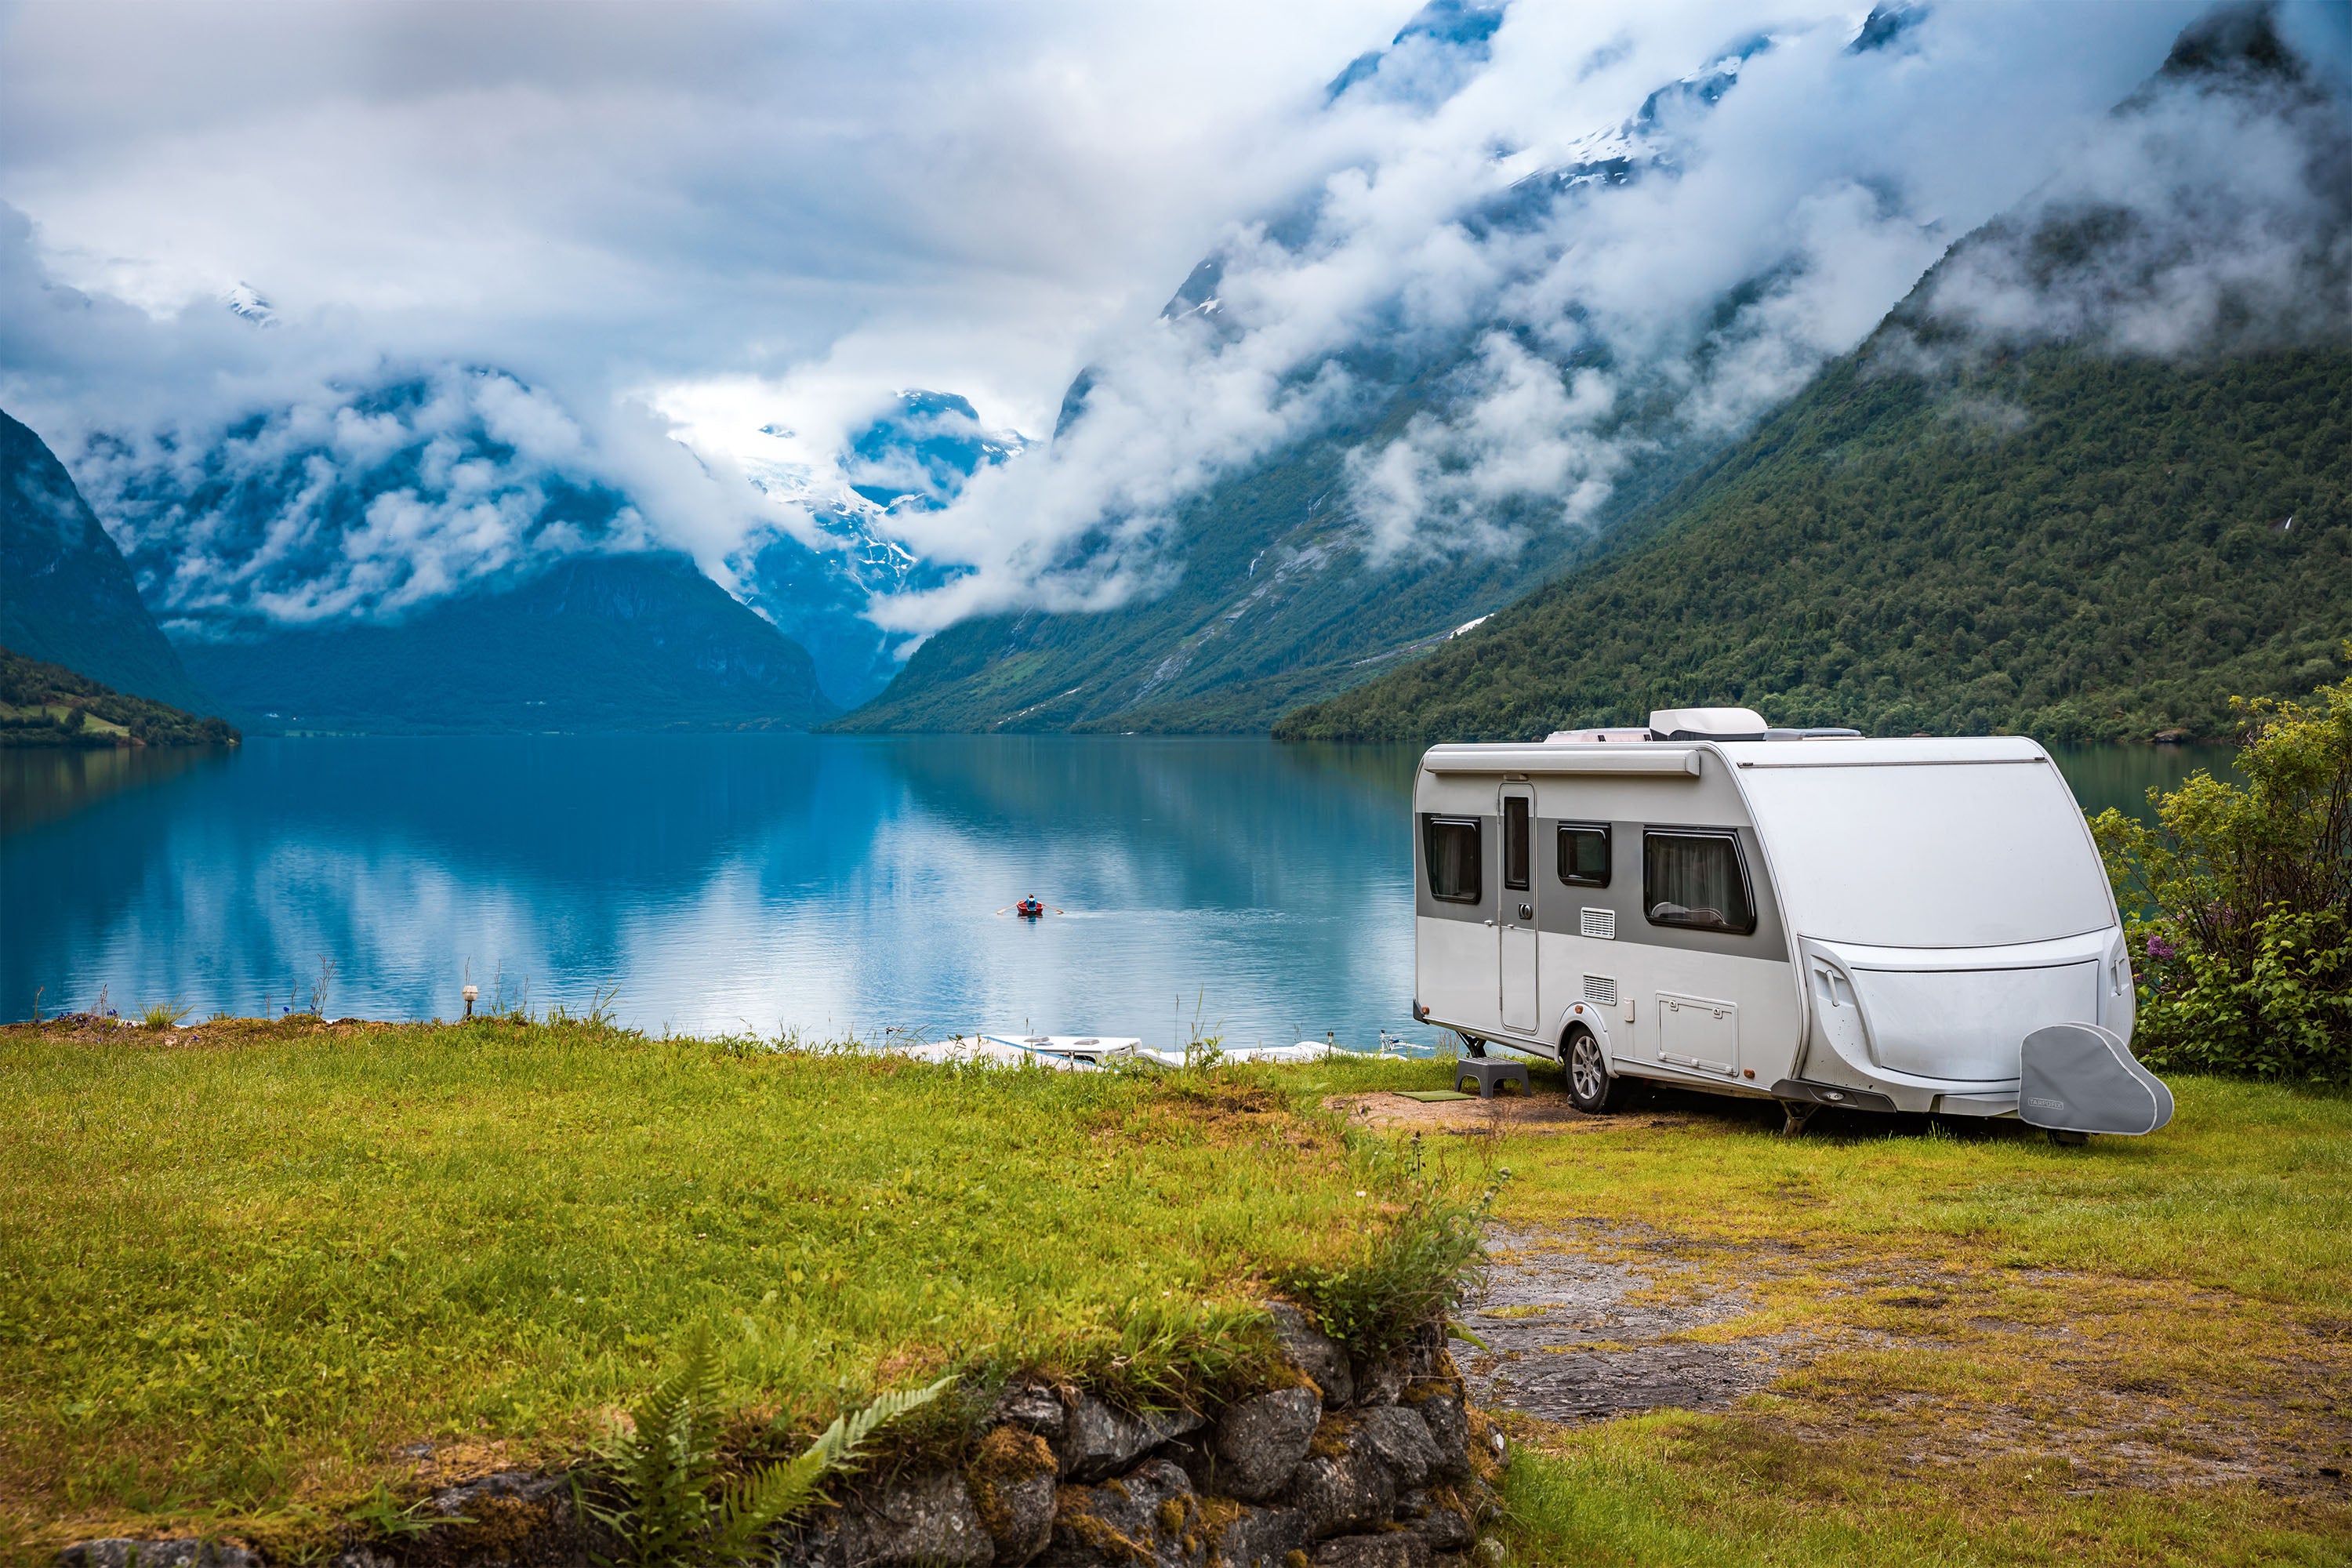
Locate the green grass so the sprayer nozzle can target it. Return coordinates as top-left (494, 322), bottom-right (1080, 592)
top-left (1499, 1414), bottom-right (2347, 1568)
top-left (7, 1027), bottom-right (2347, 1566)
top-left (1478, 1070), bottom-right (2352, 1312)
top-left (0, 1019), bottom-right (1457, 1554)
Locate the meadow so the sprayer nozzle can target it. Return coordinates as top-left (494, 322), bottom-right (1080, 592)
top-left (0, 1017), bottom-right (1461, 1559)
top-left (2, 1019), bottom-right (2346, 1566)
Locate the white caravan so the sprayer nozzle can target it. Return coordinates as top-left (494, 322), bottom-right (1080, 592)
top-left (1410, 708), bottom-right (2173, 1138)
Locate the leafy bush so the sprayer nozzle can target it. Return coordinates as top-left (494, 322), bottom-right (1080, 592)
top-left (2092, 666), bottom-right (2352, 1081)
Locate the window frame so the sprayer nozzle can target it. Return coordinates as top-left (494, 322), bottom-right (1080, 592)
top-left (1555, 821), bottom-right (1612, 889)
top-left (1640, 827), bottom-right (1759, 936)
top-left (1423, 815), bottom-right (1484, 906)
top-left (1502, 796), bottom-right (1531, 892)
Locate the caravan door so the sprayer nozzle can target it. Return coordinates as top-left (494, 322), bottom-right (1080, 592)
top-left (1500, 784), bottom-right (1538, 1033)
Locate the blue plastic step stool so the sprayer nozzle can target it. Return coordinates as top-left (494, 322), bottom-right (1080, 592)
top-left (1454, 1058), bottom-right (1531, 1098)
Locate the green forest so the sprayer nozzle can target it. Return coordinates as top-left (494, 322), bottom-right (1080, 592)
top-left (1277, 342), bottom-right (2351, 743)
top-left (0, 647), bottom-right (241, 748)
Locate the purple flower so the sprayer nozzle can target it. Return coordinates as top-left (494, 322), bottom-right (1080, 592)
top-left (2146, 934), bottom-right (2177, 960)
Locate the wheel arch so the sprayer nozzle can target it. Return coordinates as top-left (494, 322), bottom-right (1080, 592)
top-left (1555, 1002), bottom-right (1613, 1061)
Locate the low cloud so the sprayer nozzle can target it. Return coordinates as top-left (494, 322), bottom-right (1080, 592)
top-left (1901, 42), bottom-right (2352, 359)
top-left (877, 0), bottom-right (2235, 629)
top-left (12, 0), bottom-right (2335, 665)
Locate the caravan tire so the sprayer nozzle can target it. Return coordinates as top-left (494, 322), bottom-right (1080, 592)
top-left (1565, 1028), bottom-right (1624, 1114)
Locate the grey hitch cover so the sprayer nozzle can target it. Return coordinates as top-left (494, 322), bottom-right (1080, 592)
top-left (2020, 1022), bottom-right (2175, 1136)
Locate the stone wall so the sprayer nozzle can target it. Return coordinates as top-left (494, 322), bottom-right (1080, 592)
top-left (60, 1308), bottom-right (1504, 1568)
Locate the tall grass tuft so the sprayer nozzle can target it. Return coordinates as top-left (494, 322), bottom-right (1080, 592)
top-left (140, 997), bottom-right (194, 1032)
top-left (1276, 1134), bottom-right (1493, 1356)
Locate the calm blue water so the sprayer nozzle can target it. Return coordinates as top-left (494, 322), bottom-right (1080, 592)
top-left (0, 735), bottom-right (2238, 1047)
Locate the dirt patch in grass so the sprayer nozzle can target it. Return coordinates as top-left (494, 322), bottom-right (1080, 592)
top-left (1325, 1091), bottom-right (1598, 1136)
top-left (1463, 1220), bottom-right (2352, 1501)
top-left (1463, 1228), bottom-right (1799, 1422)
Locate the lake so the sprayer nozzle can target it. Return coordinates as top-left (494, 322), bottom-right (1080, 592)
top-left (0, 735), bottom-right (2236, 1049)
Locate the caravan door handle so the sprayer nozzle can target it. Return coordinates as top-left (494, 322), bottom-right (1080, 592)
top-left (1517, 904), bottom-right (1534, 921)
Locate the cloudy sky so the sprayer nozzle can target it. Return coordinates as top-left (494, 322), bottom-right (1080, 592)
top-left (3, 0), bottom-right (2344, 641)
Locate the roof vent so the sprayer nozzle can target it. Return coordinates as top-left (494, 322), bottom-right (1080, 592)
top-left (1647, 706), bottom-right (1769, 741)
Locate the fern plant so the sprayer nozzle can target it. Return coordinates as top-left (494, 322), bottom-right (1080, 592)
top-left (591, 1322), bottom-right (951, 1568)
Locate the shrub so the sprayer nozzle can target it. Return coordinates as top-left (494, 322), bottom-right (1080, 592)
top-left (2092, 663), bottom-right (2352, 1081)
top-left (1275, 1135), bottom-right (1492, 1356)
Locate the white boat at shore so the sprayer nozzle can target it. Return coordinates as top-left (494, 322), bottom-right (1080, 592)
top-left (893, 1031), bottom-right (1436, 1069)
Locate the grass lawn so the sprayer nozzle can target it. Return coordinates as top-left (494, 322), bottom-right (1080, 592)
top-left (1315, 1057), bottom-right (2352, 1566)
top-left (3, 1022), bottom-right (2346, 1566)
top-left (0, 1018), bottom-right (1451, 1562)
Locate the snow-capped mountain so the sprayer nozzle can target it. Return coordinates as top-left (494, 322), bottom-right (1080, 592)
top-left (731, 390), bottom-right (1030, 706)
top-left (844, 5), bottom-right (1963, 731)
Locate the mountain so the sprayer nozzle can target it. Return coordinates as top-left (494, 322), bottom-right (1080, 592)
top-left (1276, 5), bottom-right (2352, 744)
top-left (60, 368), bottom-right (833, 732)
top-left (1275, 344), bottom-right (2350, 742)
top-left (734, 390), bottom-right (1027, 707)
top-left (0, 645), bottom-right (239, 748)
top-left (177, 550), bottom-right (833, 734)
top-left (829, 13), bottom-right (1952, 735)
top-left (0, 407), bottom-right (215, 711)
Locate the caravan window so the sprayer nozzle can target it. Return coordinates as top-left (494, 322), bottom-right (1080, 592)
top-left (1558, 823), bottom-right (1610, 887)
top-left (1503, 797), bottom-right (1530, 891)
top-left (1644, 831), bottom-right (1755, 935)
top-left (1425, 817), bottom-right (1482, 905)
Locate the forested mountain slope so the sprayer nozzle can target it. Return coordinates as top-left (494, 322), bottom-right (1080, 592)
top-left (1276, 343), bottom-right (2351, 742)
top-left (180, 552), bottom-right (836, 735)
top-left (0, 408), bottom-right (214, 712)
top-left (1279, 5), bottom-right (2352, 744)
top-left (830, 17), bottom-right (1936, 735)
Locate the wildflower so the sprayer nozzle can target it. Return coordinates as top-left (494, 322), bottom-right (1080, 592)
top-left (2146, 933), bottom-right (2177, 960)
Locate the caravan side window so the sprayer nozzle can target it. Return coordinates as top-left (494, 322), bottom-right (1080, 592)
top-left (1503, 797), bottom-right (1530, 891)
top-left (1558, 823), bottom-right (1610, 887)
top-left (1643, 830), bottom-right (1755, 935)
top-left (1424, 816), bottom-right (1482, 905)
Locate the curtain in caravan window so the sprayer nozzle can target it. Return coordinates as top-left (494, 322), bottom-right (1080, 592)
top-left (1644, 832), bottom-right (1755, 934)
top-left (1425, 817), bottom-right (1482, 904)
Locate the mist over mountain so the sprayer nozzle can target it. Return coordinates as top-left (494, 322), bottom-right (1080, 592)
top-left (735, 390), bottom-right (1027, 706)
top-left (1278, 2), bottom-right (2352, 743)
top-left (837, 1), bottom-right (2240, 731)
top-left (5, 0), bottom-right (2335, 736)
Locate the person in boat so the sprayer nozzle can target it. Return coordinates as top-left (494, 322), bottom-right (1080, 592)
top-left (1017, 896), bottom-right (1044, 919)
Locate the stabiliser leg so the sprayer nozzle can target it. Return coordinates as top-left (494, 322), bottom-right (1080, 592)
top-left (1780, 1101), bottom-right (1819, 1138)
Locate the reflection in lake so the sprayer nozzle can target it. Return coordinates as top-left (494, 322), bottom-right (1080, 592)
top-left (0, 744), bottom-right (232, 834)
top-left (2045, 741), bottom-right (2238, 823)
top-left (0, 734), bottom-right (2235, 1044)
top-left (2, 736), bottom-right (1424, 1047)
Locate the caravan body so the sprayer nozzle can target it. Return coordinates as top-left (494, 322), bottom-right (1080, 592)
top-left (1410, 710), bottom-right (2167, 1130)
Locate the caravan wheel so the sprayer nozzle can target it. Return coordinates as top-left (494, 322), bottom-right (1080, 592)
top-left (1566, 1028), bottom-right (1624, 1113)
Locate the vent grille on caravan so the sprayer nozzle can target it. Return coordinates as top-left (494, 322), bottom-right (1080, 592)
top-left (1581, 907), bottom-right (1616, 939)
top-left (1583, 975), bottom-right (1618, 1007)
